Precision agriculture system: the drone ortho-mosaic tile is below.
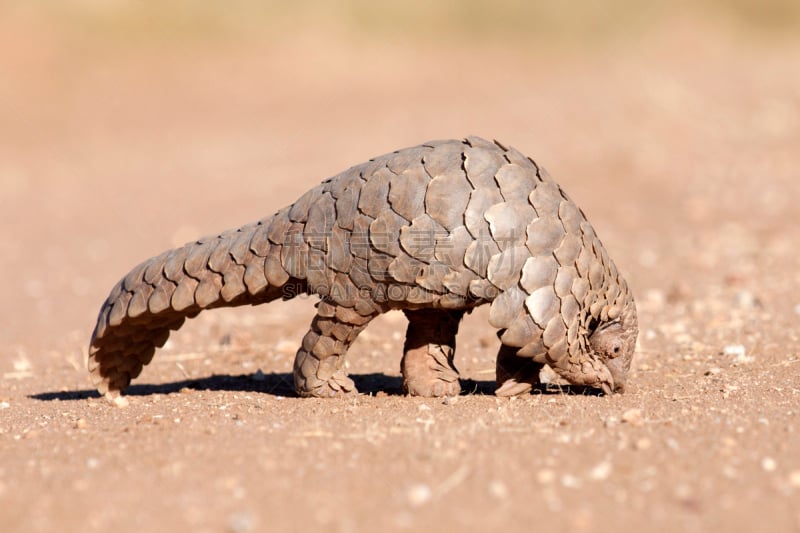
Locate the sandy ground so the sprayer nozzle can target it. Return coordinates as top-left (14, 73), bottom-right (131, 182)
top-left (1, 6), bottom-right (799, 533)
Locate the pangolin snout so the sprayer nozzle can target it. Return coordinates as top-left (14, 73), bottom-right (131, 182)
top-left (604, 356), bottom-right (628, 394)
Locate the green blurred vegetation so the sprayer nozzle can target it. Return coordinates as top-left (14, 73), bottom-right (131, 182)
top-left (7, 0), bottom-right (800, 49)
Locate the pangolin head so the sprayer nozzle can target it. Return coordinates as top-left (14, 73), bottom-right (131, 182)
top-left (587, 299), bottom-right (638, 394)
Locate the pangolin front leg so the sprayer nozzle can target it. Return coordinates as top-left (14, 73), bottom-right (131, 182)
top-left (495, 344), bottom-right (543, 397)
top-left (401, 309), bottom-right (465, 397)
top-left (294, 300), bottom-right (376, 398)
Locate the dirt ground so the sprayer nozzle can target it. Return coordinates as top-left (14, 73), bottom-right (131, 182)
top-left (1, 4), bottom-right (799, 532)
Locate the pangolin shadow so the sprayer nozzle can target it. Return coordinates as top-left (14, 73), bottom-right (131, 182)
top-left (30, 373), bottom-right (603, 401)
top-left (30, 373), bottom-right (402, 401)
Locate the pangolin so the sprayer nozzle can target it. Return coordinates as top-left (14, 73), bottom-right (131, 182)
top-left (88, 136), bottom-right (638, 399)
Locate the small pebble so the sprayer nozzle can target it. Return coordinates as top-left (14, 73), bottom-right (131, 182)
top-left (0, 402), bottom-right (9, 409)
top-left (604, 416), bottom-right (619, 428)
top-left (721, 384), bottom-right (739, 399)
top-left (75, 418), bottom-right (88, 429)
top-left (251, 369), bottom-right (266, 382)
top-left (761, 457), bottom-right (777, 472)
top-left (794, 304), bottom-right (800, 316)
top-left (589, 461), bottom-right (612, 481)
top-left (723, 345), bottom-right (746, 357)
top-left (112, 396), bottom-right (129, 408)
top-left (634, 438), bottom-right (652, 451)
top-left (705, 367), bottom-right (722, 376)
top-left (734, 290), bottom-right (760, 310)
top-left (561, 474), bottom-right (581, 489)
top-left (488, 480), bottom-right (508, 499)
top-left (442, 396), bottom-right (459, 406)
top-left (722, 344), bottom-right (756, 365)
top-left (537, 469), bottom-right (556, 484)
top-left (407, 484), bottom-right (432, 507)
top-left (622, 408), bottom-right (644, 426)
top-left (13, 355), bottom-right (32, 372)
top-left (788, 470), bottom-right (800, 488)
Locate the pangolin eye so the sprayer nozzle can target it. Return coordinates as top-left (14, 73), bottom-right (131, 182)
top-left (610, 342), bottom-right (622, 357)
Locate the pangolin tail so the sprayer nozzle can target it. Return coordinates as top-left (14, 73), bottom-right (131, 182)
top-left (88, 210), bottom-right (303, 398)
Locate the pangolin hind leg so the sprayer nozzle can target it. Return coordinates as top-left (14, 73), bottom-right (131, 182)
top-left (293, 301), bottom-right (376, 398)
top-left (401, 309), bottom-right (465, 397)
top-left (495, 344), bottom-right (543, 397)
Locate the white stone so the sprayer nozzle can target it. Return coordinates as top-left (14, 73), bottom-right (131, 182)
top-left (406, 484), bottom-right (432, 507)
top-left (589, 461), bottom-right (612, 481)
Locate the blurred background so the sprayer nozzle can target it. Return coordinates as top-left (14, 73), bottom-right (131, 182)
top-left (2, 3), bottom-right (800, 532)
top-left (1, 0), bottom-right (798, 360)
